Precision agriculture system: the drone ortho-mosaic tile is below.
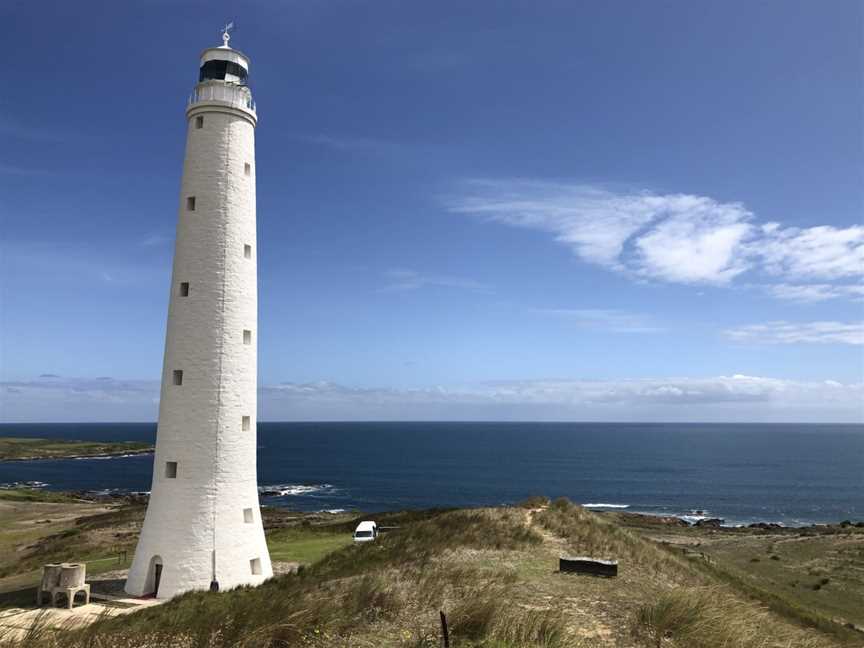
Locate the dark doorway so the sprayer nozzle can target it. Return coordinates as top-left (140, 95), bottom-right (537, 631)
top-left (147, 555), bottom-right (164, 597)
top-left (154, 563), bottom-right (163, 597)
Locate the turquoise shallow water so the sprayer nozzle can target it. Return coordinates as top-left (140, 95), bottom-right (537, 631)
top-left (1, 421), bottom-right (862, 526)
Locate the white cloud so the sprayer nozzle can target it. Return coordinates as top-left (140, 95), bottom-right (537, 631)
top-left (377, 269), bottom-right (491, 293)
top-left (633, 205), bottom-right (753, 283)
top-left (531, 308), bottom-right (663, 333)
top-left (448, 180), bottom-right (863, 297)
top-left (759, 225), bottom-right (864, 280)
top-left (3, 375), bottom-right (861, 423)
top-left (724, 321), bottom-right (864, 345)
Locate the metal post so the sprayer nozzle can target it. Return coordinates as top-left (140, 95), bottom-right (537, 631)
top-left (440, 610), bottom-right (450, 648)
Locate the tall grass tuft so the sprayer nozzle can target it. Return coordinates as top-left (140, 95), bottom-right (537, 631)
top-left (632, 587), bottom-right (836, 648)
top-left (445, 583), bottom-right (567, 648)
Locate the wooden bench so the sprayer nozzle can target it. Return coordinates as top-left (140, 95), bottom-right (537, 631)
top-left (559, 555), bottom-right (618, 577)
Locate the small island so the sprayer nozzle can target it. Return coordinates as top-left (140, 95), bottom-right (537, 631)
top-left (0, 437), bottom-right (153, 462)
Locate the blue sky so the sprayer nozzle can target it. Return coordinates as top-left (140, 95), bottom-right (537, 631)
top-left (1, 0), bottom-right (862, 422)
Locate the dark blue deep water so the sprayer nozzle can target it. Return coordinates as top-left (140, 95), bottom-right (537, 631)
top-left (1, 422), bottom-right (862, 526)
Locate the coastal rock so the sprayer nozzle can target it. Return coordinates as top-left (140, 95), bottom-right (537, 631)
top-left (748, 522), bottom-right (784, 530)
top-left (694, 518), bottom-right (724, 528)
top-left (659, 516), bottom-right (690, 527)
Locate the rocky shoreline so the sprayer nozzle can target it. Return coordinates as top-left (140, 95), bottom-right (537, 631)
top-left (607, 509), bottom-right (864, 533)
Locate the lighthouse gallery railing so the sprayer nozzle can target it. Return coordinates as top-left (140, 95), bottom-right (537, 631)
top-left (189, 83), bottom-right (256, 113)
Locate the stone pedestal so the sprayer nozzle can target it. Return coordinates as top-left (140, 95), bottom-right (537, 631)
top-left (37, 563), bottom-right (91, 608)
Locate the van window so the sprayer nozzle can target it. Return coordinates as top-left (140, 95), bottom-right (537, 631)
top-left (354, 531), bottom-right (373, 538)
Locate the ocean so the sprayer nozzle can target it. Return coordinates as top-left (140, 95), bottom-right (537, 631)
top-left (1, 422), bottom-right (862, 526)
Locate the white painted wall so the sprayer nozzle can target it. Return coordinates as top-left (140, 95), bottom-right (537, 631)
top-left (125, 50), bottom-right (272, 599)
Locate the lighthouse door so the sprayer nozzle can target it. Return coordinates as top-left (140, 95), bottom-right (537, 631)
top-left (154, 563), bottom-right (163, 597)
top-left (147, 555), bottom-right (164, 597)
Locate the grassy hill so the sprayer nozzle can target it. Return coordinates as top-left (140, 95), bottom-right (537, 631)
top-left (2, 497), bottom-right (862, 647)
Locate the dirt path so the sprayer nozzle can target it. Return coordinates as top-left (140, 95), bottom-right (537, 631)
top-left (518, 508), bottom-right (621, 645)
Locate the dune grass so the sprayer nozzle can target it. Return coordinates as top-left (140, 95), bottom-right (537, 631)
top-left (0, 500), bottom-right (856, 647)
top-left (535, 497), bottom-right (684, 576)
top-left (633, 586), bottom-right (837, 648)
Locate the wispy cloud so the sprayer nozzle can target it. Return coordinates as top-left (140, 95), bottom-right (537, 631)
top-left (4, 374), bottom-right (861, 423)
top-left (724, 321), bottom-right (864, 346)
top-left (764, 283), bottom-right (864, 303)
top-left (531, 308), bottom-right (663, 333)
top-left (759, 224), bottom-right (864, 280)
top-left (0, 113), bottom-right (97, 143)
top-left (1, 241), bottom-right (168, 287)
top-left (377, 269), bottom-right (491, 294)
top-left (140, 233), bottom-right (172, 247)
top-left (0, 376), bottom-right (160, 422)
top-left (0, 163), bottom-right (55, 177)
top-left (258, 375), bottom-right (864, 422)
top-left (294, 133), bottom-right (397, 154)
top-left (447, 180), bottom-right (864, 300)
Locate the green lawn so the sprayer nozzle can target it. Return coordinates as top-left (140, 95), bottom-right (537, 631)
top-left (266, 528), bottom-right (353, 564)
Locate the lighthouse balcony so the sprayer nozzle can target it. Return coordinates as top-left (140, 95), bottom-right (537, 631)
top-left (188, 82), bottom-right (256, 114)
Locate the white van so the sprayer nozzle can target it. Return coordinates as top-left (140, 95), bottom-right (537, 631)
top-left (353, 520), bottom-right (378, 543)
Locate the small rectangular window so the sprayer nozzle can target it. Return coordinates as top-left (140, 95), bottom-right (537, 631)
top-left (243, 508), bottom-right (253, 523)
top-left (186, 196), bottom-right (196, 211)
top-left (242, 416), bottom-right (251, 431)
top-left (195, 115), bottom-right (204, 129)
top-left (165, 461), bottom-right (177, 478)
top-left (172, 370), bottom-right (183, 386)
top-left (179, 282), bottom-right (189, 297)
top-left (243, 244), bottom-right (252, 259)
top-left (243, 329), bottom-right (252, 345)
top-left (244, 162), bottom-right (251, 176)
top-left (250, 558), bottom-right (262, 575)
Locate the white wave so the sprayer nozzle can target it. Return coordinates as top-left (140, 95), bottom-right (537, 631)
top-left (0, 480), bottom-right (49, 489)
top-left (85, 488), bottom-right (151, 496)
top-left (321, 509), bottom-right (347, 514)
top-left (74, 452), bottom-right (152, 460)
top-left (679, 515), bottom-right (708, 524)
top-left (583, 503), bottom-right (630, 509)
top-left (258, 483), bottom-right (336, 497)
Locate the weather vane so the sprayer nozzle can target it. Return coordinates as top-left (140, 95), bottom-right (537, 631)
top-left (221, 21), bottom-right (235, 47)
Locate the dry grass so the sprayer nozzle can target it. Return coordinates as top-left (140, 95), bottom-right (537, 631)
top-left (633, 587), bottom-right (836, 648)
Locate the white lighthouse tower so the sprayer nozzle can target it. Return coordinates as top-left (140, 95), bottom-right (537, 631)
top-left (126, 26), bottom-right (272, 599)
